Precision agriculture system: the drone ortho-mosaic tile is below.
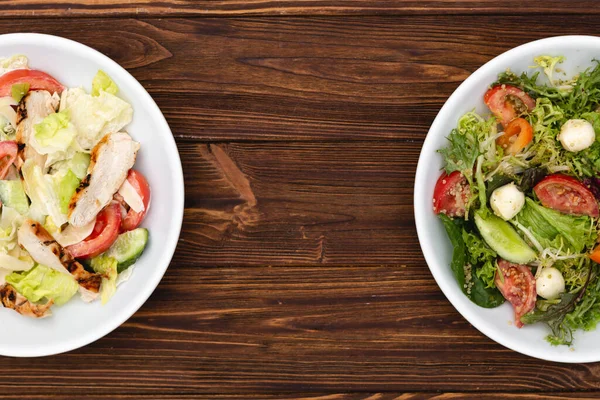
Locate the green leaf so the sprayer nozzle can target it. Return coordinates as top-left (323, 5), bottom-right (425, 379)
top-left (91, 70), bottom-right (118, 96)
top-left (6, 264), bottom-right (78, 306)
top-left (439, 214), bottom-right (466, 291)
top-left (11, 83), bottom-right (29, 102)
top-left (52, 169), bottom-right (80, 214)
top-left (440, 214), bottom-right (504, 308)
top-left (469, 267), bottom-right (505, 308)
top-left (514, 198), bottom-right (595, 254)
top-left (0, 180), bottom-right (29, 215)
top-left (33, 110), bottom-right (76, 154)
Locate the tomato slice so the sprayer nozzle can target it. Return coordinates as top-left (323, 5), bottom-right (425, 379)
top-left (0, 69), bottom-right (64, 97)
top-left (66, 202), bottom-right (121, 259)
top-left (494, 259), bottom-right (536, 328)
top-left (0, 141), bottom-right (18, 179)
top-left (591, 244), bottom-right (600, 264)
top-left (496, 118), bottom-right (533, 155)
top-left (484, 84), bottom-right (536, 127)
top-left (120, 170), bottom-right (151, 232)
top-left (534, 174), bottom-right (599, 217)
top-left (432, 171), bottom-right (470, 218)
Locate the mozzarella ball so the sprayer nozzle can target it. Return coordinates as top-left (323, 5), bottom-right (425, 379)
top-left (536, 267), bottom-right (566, 300)
top-left (490, 183), bottom-right (525, 220)
top-left (558, 119), bottom-right (596, 152)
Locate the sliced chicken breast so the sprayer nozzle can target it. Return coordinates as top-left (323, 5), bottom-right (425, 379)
top-left (0, 284), bottom-right (52, 318)
top-left (17, 220), bottom-right (102, 293)
top-left (16, 90), bottom-right (60, 170)
top-left (69, 132), bottom-right (139, 227)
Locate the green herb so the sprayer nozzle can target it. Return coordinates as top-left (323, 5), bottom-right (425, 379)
top-left (463, 228), bottom-right (496, 288)
top-left (439, 214), bottom-right (466, 291)
top-left (521, 262), bottom-right (594, 345)
top-left (440, 214), bottom-right (504, 308)
top-left (518, 167), bottom-right (548, 193)
top-left (468, 266), bottom-right (505, 308)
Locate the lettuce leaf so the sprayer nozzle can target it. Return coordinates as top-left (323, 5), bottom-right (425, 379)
top-left (63, 88), bottom-right (132, 150)
top-left (51, 152), bottom-right (90, 180)
top-left (32, 110), bottom-right (76, 154)
top-left (21, 159), bottom-right (66, 225)
top-left (462, 229), bottom-right (497, 288)
top-left (90, 255), bottom-right (118, 304)
top-left (0, 55), bottom-right (28, 75)
top-left (439, 214), bottom-right (504, 308)
top-left (6, 264), bottom-right (78, 306)
top-left (514, 198), bottom-right (596, 253)
top-left (91, 70), bottom-right (118, 96)
top-left (52, 169), bottom-right (79, 214)
top-left (437, 112), bottom-right (496, 176)
top-left (0, 180), bottom-right (29, 215)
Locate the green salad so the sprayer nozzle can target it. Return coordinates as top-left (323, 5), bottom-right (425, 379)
top-left (434, 56), bottom-right (600, 345)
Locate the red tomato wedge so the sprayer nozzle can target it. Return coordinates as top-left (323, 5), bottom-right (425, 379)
top-left (484, 84), bottom-right (536, 127)
top-left (432, 171), bottom-right (470, 218)
top-left (494, 259), bottom-right (536, 328)
top-left (497, 117), bottom-right (533, 155)
top-left (120, 170), bottom-right (151, 232)
top-left (0, 141), bottom-right (18, 179)
top-left (0, 69), bottom-right (64, 97)
top-left (67, 202), bottom-right (121, 259)
top-left (534, 174), bottom-right (599, 217)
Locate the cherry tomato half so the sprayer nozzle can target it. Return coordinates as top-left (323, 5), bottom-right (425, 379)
top-left (494, 259), bottom-right (536, 328)
top-left (484, 84), bottom-right (536, 127)
top-left (497, 117), bottom-right (533, 155)
top-left (590, 244), bottom-right (600, 264)
top-left (534, 174), bottom-right (599, 217)
top-left (433, 171), bottom-right (470, 218)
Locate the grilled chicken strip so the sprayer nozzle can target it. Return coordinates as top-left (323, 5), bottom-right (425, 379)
top-left (17, 220), bottom-right (102, 293)
top-left (16, 90), bottom-right (60, 170)
top-left (0, 284), bottom-right (53, 318)
top-left (69, 132), bottom-right (139, 227)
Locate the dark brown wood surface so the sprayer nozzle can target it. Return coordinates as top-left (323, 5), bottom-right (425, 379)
top-left (4, 4), bottom-right (600, 400)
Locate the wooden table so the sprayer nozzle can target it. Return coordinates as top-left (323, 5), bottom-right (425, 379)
top-left (4, 1), bottom-right (600, 399)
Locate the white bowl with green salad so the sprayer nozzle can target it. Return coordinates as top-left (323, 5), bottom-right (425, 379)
top-left (0, 33), bottom-right (184, 357)
top-left (415, 35), bottom-right (600, 362)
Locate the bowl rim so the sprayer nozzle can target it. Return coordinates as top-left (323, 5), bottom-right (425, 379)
top-left (414, 35), bottom-right (600, 363)
top-left (0, 33), bottom-right (185, 357)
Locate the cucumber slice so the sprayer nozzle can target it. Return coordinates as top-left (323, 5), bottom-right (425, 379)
top-left (475, 211), bottom-right (536, 264)
top-left (0, 180), bottom-right (29, 214)
top-left (105, 228), bottom-right (149, 273)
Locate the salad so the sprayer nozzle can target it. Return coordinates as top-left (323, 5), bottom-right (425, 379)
top-left (435, 55), bottom-right (600, 345)
top-left (0, 55), bottom-right (150, 318)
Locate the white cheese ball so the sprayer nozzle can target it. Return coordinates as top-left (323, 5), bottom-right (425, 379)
top-left (558, 119), bottom-right (596, 152)
top-left (536, 267), bottom-right (566, 300)
top-left (490, 183), bottom-right (525, 221)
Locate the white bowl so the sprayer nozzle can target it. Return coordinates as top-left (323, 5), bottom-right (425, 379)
top-left (414, 35), bottom-right (600, 363)
top-left (0, 33), bottom-right (184, 357)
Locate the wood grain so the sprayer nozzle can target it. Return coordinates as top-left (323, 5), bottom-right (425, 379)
top-left (3, 394), bottom-right (600, 400)
top-left (0, 265), bottom-right (596, 396)
top-left (3, 0), bottom-right (600, 17)
top-left (0, 16), bottom-right (598, 141)
top-left (175, 141), bottom-right (418, 265)
top-left (1, 7), bottom-right (600, 399)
